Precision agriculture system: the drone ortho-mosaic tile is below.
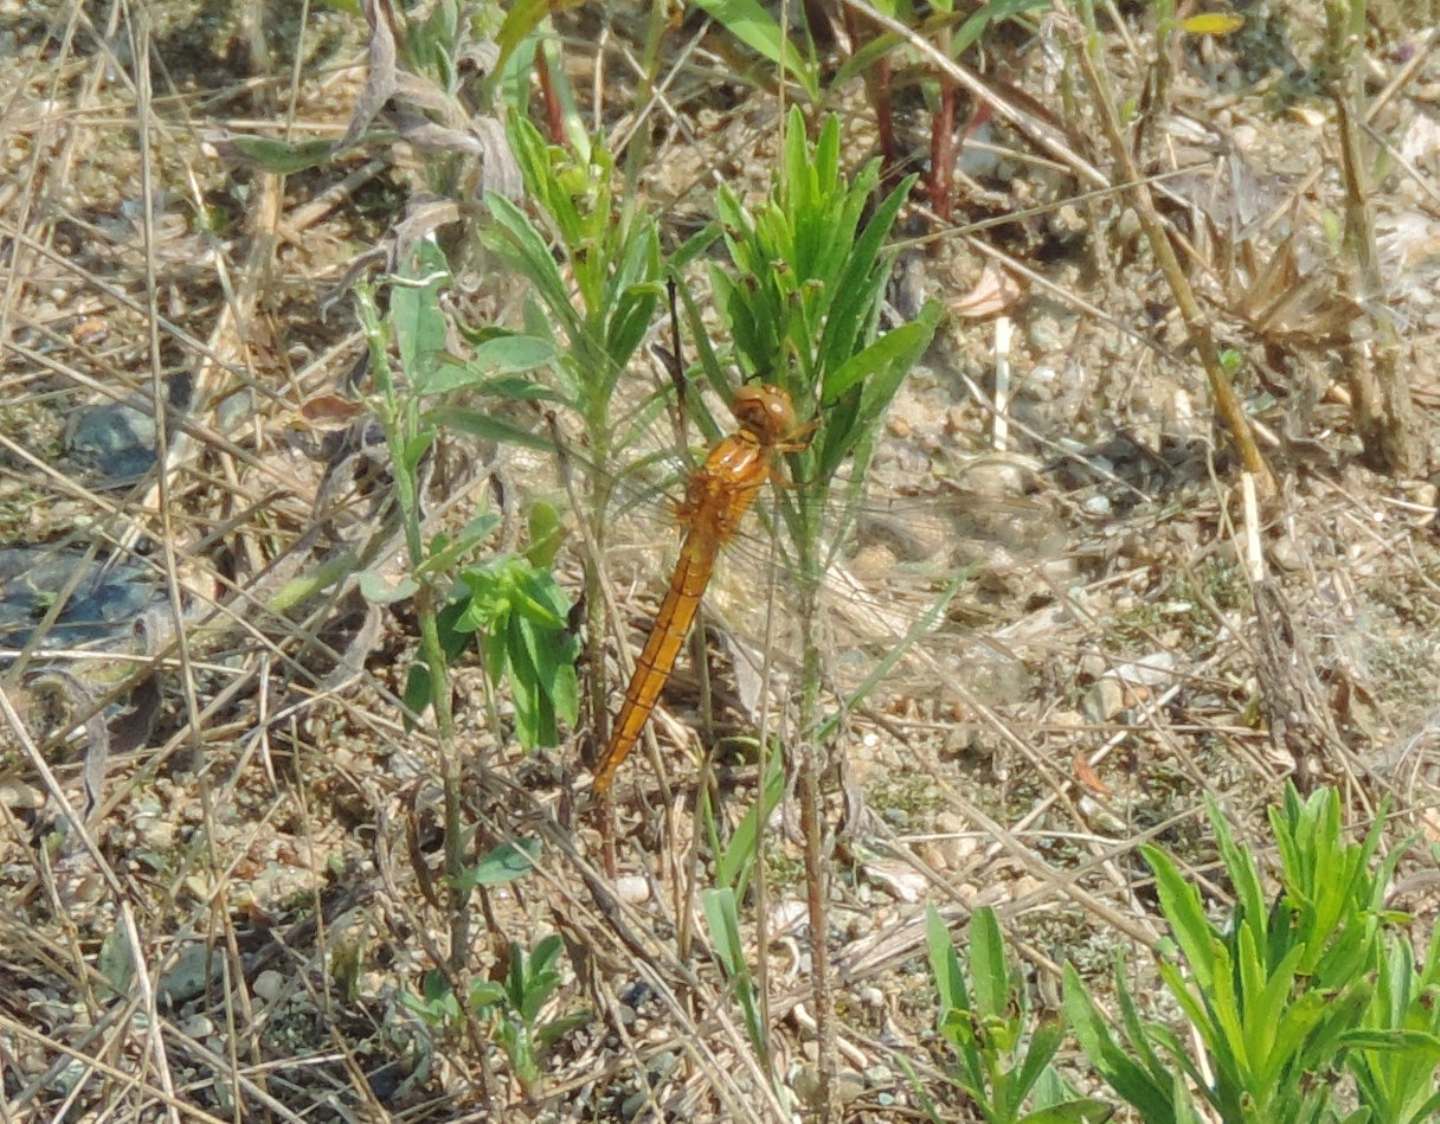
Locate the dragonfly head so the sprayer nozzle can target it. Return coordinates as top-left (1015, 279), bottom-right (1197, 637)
top-left (730, 383), bottom-right (798, 445)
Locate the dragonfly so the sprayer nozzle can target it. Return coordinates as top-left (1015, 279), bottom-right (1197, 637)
top-left (576, 377), bottom-right (1078, 797)
top-left (590, 382), bottom-right (815, 795)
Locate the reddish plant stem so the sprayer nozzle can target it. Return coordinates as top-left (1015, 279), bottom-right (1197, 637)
top-left (840, 3), bottom-right (901, 191)
top-left (929, 74), bottom-right (958, 222)
top-left (535, 48), bottom-right (565, 145)
top-left (873, 56), bottom-right (900, 189)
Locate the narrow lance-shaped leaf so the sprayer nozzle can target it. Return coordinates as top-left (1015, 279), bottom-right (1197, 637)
top-left (1208, 793), bottom-right (1270, 955)
top-left (819, 302), bottom-right (941, 481)
top-left (1064, 963), bottom-right (1176, 1123)
top-left (454, 838), bottom-right (542, 891)
top-left (219, 135), bottom-right (338, 174)
top-left (416, 335), bottom-right (556, 396)
top-left (816, 172), bottom-right (916, 382)
top-left (1142, 844), bottom-right (1219, 991)
top-left (969, 906), bottom-right (1009, 1022)
top-left (485, 192), bottom-right (581, 340)
top-left (954, 0), bottom-right (1051, 55)
top-left (715, 744), bottom-right (785, 892)
top-left (392, 240), bottom-right (450, 383)
top-left (1012, 1017), bottom-right (1066, 1108)
top-left (688, 0), bottom-right (819, 102)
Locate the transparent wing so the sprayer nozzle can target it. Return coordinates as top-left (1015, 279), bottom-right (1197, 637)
top-left (511, 404), bottom-right (1093, 731)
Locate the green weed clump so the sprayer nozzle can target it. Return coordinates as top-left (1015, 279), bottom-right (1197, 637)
top-left (922, 785), bottom-right (1439, 1124)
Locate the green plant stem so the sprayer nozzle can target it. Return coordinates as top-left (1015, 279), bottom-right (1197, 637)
top-left (418, 586), bottom-right (470, 971)
top-left (621, 0), bottom-right (671, 190)
top-left (794, 526), bottom-right (836, 1121)
top-left (583, 424), bottom-right (613, 776)
top-left (356, 287), bottom-right (471, 972)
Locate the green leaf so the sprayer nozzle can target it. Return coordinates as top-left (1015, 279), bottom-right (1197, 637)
top-left (424, 973), bottom-right (454, 1010)
top-left (1013, 1018), bottom-right (1066, 1107)
top-left (1208, 794), bottom-right (1269, 953)
top-left (499, 1016), bottom-right (539, 1088)
top-left (823, 301), bottom-right (939, 405)
top-left (1340, 1029), bottom-right (1440, 1052)
top-left (481, 610), bottom-right (509, 682)
top-left (415, 335), bottom-right (556, 395)
top-left (819, 301), bottom-right (941, 481)
top-left (1245, 942), bottom-right (1305, 1082)
top-left (485, 192), bottom-right (581, 339)
top-left (506, 613), bottom-right (543, 746)
top-left (512, 571), bottom-right (567, 630)
top-left (1402, 1090), bottom-right (1440, 1124)
top-left (1170, 1070), bottom-right (1205, 1124)
top-left (469, 979), bottom-right (507, 1009)
top-left (98, 929), bottom-right (135, 998)
top-left (969, 906), bottom-right (1009, 1021)
top-left (222, 135), bottom-right (337, 174)
top-left (537, 1008), bottom-right (591, 1054)
top-left (525, 500), bottom-right (566, 568)
top-left (1142, 844), bottom-right (1218, 990)
top-left (816, 172), bottom-right (915, 381)
top-left (668, 221), bottom-right (723, 274)
top-left (1064, 964), bottom-right (1174, 1123)
top-left (1016, 1100), bottom-right (1115, 1124)
top-left (430, 406), bottom-right (553, 450)
top-left (401, 599), bottom-right (473, 722)
top-left (520, 936), bottom-right (565, 1022)
top-left (714, 740), bottom-right (785, 892)
top-left (605, 282), bottom-right (663, 376)
top-left (689, 0), bottom-right (819, 101)
top-left (400, 429), bottom-right (436, 476)
top-left (549, 656), bottom-right (579, 728)
top-left (392, 240), bottom-right (450, 382)
top-left (1254, 992), bottom-right (1327, 1097)
top-left (953, 0), bottom-right (1050, 56)
top-left (453, 838), bottom-right (541, 891)
top-left (927, 905), bottom-right (970, 1016)
top-left (1112, 956), bottom-right (1178, 1092)
top-left (530, 933), bottom-right (564, 978)
top-left (357, 569), bottom-right (419, 604)
top-left (418, 513), bottom-right (502, 578)
top-left (702, 887), bottom-right (767, 1055)
top-left (703, 888), bottom-right (745, 977)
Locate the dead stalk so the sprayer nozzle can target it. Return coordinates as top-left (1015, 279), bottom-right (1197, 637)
top-left (1328, 2), bottom-right (1418, 475)
top-left (1061, 0), bottom-right (1276, 495)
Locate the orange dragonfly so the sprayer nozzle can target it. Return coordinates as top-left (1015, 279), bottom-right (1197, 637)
top-left (590, 382), bottom-right (813, 796)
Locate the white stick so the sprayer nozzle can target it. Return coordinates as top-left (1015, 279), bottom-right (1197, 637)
top-left (992, 315), bottom-right (1012, 452)
top-left (1241, 472), bottom-right (1265, 584)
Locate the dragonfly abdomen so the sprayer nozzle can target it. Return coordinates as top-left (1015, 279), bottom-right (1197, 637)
top-left (592, 530), bottom-right (716, 794)
top-left (591, 385), bottom-right (802, 796)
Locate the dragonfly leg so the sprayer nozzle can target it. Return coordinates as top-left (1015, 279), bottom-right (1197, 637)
top-left (777, 415), bottom-right (820, 453)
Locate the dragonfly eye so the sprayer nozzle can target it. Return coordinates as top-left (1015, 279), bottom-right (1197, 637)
top-left (730, 383), bottom-right (797, 441)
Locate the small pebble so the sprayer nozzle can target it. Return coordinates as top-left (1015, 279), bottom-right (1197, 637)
top-left (253, 969), bottom-right (285, 1004)
top-left (614, 875), bottom-right (649, 904)
top-left (1083, 678), bottom-right (1125, 723)
top-left (180, 1015), bottom-right (214, 1038)
top-left (1268, 537), bottom-right (1305, 572)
